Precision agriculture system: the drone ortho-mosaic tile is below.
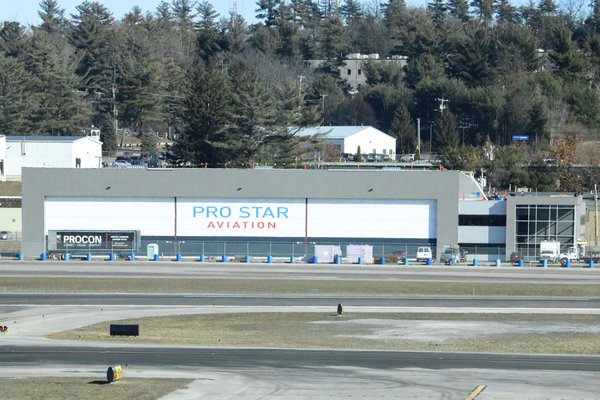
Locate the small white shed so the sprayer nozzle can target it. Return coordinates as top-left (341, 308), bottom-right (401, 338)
top-left (296, 126), bottom-right (396, 159)
top-left (5, 135), bottom-right (102, 180)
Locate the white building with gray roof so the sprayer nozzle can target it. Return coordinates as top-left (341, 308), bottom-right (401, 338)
top-left (5, 135), bottom-right (102, 180)
top-left (297, 126), bottom-right (396, 160)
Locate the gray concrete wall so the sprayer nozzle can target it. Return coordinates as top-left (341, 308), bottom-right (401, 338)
top-left (22, 168), bottom-right (475, 258)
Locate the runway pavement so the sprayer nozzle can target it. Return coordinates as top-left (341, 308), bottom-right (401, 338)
top-left (2, 260), bottom-right (600, 284)
top-left (1, 261), bottom-right (600, 399)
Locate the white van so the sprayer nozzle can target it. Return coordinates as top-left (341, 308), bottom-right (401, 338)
top-left (416, 246), bottom-right (432, 262)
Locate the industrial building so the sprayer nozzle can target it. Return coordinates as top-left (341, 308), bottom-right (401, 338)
top-left (297, 126), bottom-right (397, 160)
top-left (5, 136), bottom-right (102, 180)
top-left (21, 168), bottom-right (584, 262)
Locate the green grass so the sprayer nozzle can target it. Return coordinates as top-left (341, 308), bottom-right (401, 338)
top-left (47, 312), bottom-right (600, 354)
top-left (3, 276), bottom-right (600, 296)
top-left (0, 377), bottom-right (192, 400)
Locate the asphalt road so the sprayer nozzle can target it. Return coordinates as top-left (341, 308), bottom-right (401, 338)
top-left (3, 346), bottom-right (600, 372)
top-left (2, 293), bottom-right (600, 309)
top-left (2, 260), bottom-right (600, 284)
top-left (2, 262), bottom-right (600, 398)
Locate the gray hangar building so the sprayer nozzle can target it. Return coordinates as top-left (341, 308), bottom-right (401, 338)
top-left (21, 168), bottom-right (585, 262)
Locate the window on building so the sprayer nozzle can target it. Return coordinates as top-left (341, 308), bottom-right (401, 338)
top-left (358, 69), bottom-right (362, 75)
top-left (459, 215), bottom-right (506, 226)
top-left (347, 69), bottom-right (352, 75)
top-left (514, 204), bottom-right (575, 261)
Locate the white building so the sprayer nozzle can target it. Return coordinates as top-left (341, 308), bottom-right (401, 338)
top-left (5, 136), bottom-right (102, 180)
top-left (296, 126), bottom-right (396, 160)
top-left (306, 53), bottom-right (408, 90)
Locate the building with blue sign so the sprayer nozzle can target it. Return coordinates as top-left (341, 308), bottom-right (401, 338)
top-left (21, 168), bottom-right (586, 262)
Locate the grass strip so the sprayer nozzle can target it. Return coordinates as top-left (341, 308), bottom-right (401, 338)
top-left (2, 277), bottom-right (600, 296)
top-left (0, 377), bottom-right (192, 400)
top-left (47, 312), bottom-right (600, 354)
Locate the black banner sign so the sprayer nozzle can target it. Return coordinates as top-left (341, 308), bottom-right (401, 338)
top-left (55, 231), bottom-right (137, 251)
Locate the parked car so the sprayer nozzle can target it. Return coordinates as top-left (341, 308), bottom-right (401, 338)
top-left (399, 153), bottom-right (415, 162)
top-left (440, 247), bottom-right (466, 264)
top-left (393, 250), bottom-right (407, 263)
top-left (416, 246), bottom-right (433, 262)
top-left (510, 251), bottom-right (523, 265)
top-left (112, 159), bottom-right (132, 168)
top-left (0, 231), bottom-right (9, 240)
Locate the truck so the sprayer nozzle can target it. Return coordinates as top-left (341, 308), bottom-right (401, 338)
top-left (539, 240), bottom-right (560, 263)
top-left (559, 244), bottom-right (600, 266)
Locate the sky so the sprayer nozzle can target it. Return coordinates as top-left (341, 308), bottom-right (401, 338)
top-left (0, 0), bottom-right (573, 27)
top-left (0, 0), bottom-right (256, 26)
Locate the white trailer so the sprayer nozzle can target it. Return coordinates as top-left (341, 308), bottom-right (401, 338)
top-left (540, 240), bottom-right (560, 262)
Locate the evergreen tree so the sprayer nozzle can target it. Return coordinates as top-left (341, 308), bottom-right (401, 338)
top-left (0, 21), bottom-right (28, 58)
top-left (226, 60), bottom-right (277, 165)
top-left (70, 1), bottom-right (117, 127)
top-left (446, 22), bottom-right (494, 86)
top-left (0, 55), bottom-right (35, 134)
top-left (389, 105), bottom-right (417, 155)
top-left (549, 26), bottom-right (588, 81)
top-left (495, 0), bottom-right (520, 24)
top-left (99, 112), bottom-right (118, 152)
top-left (38, 0), bottom-right (69, 34)
top-left (223, 7), bottom-right (247, 55)
top-left (171, 0), bottom-right (197, 58)
top-left (448, 0), bottom-right (471, 22)
top-left (140, 132), bottom-right (158, 153)
top-left (427, 0), bottom-right (447, 26)
top-left (195, 1), bottom-right (224, 61)
top-left (340, 0), bottom-right (365, 24)
top-left (117, 15), bottom-right (162, 134)
top-left (470, 0), bottom-right (494, 26)
top-left (256, 0), bottom-right (283, 28)
top-left (25, 30), bottom-right (88, 134)
top-left (276, 3), bottom-right (302, 60)
top-left (173, 60), bottom-right (231, 166)
top-left (587, 0), bottom-right (600, 34)
top-left (435, 108), bottom-right (460, 150)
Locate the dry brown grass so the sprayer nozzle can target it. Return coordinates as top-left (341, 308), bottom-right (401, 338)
top-left (0, 377), bottom-right (192, 400)
top-left (0, 181), bottom-right (21, 196)
top-left (3, 276), bottom-right (600, 297)
top-left (48, 312), bottom-right (600, 355)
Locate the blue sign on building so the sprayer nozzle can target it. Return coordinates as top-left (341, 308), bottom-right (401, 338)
top-left (512, 135), bottom-right (529, 141)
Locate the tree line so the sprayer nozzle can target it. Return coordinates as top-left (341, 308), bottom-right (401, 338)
top-left (2, 0), bottom-right (600, 191)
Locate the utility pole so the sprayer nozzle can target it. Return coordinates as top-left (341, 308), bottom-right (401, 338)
top-left (437, 97), bottom-right (449, 112)
top-left (112, 64), bottom-right (120, 148)
top-left (417, 118), bottom-right (421, 155)
top-left (230, 0), bottom-right (238, 23)
top-left (298, 75), bottom-right (304, 97)
top-left (320, 94), bottom-right (327, 123)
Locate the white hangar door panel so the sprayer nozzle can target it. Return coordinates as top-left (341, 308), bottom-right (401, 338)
top-left (44, 197), bottom-right (175, 236)
top-left (307, 199), bottom-right (436, 239)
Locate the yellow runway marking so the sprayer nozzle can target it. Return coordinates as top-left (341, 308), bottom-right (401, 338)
top-left (465, 384), bottom-right (486, 400)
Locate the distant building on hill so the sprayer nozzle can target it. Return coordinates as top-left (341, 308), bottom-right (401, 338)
top-left (296, 126), bottom-right (397, 161)
top-left (4, 135), bottom-right (102, 181)
top-left (306, 53), bottom-right (408, 90)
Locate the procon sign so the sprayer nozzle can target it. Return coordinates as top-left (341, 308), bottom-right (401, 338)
top-left (54, 231), bottom-right (138, 251)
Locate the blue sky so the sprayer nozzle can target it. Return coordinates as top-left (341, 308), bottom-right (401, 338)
top-left (0, 1), bottom-right (256, 26)
top-left (0, 0), bottom-right (576, 26)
